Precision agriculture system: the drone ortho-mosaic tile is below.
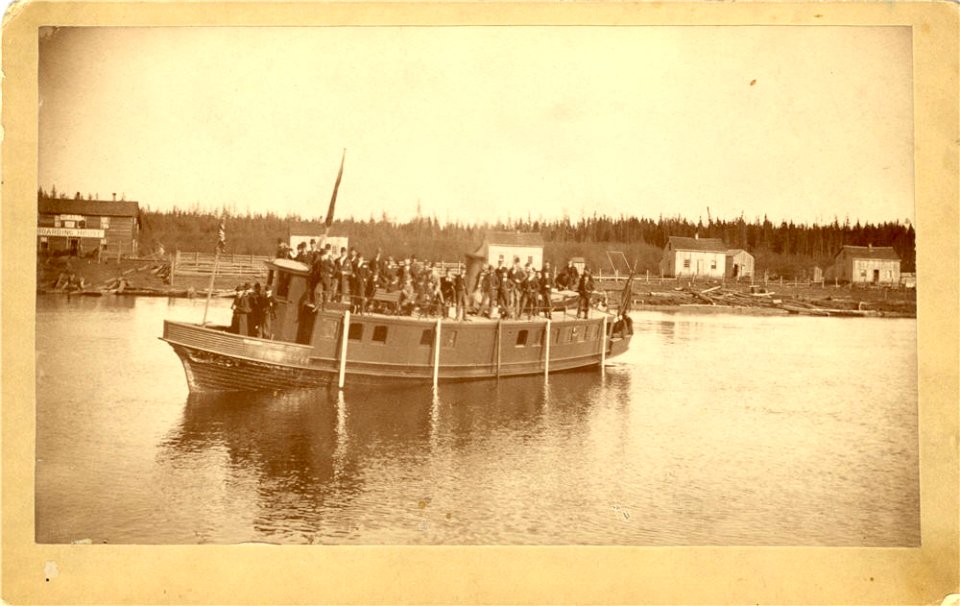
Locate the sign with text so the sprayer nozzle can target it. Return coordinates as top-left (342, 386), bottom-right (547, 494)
top-left (38, 227), bottom-right (105, 238)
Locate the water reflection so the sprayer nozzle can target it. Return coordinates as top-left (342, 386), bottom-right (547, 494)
top-left (157, 369), bottom-right (616, 543)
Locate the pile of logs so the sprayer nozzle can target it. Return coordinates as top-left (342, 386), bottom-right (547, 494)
top-left (634, 286), bottom-right (880, 317)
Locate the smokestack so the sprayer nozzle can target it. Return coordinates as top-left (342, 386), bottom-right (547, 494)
top-left (112, 193), bottom-right (117, 201)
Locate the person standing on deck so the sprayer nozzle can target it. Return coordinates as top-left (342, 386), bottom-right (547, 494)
top-left (525, 270), bottom-right (540, 319)
top-left (509, 258), bottom-right (524, 318)
top-left (453, 269), bottom-right (466, 321)
top-left (440, 270), bottom-right (455, 318)
top-left (319, 249), bottom-right (335, 309)
top-left (336, 247), bottom-right (350, 304)
top-left (249, 282), bottom-right (264, 337)
top-left (229, 284), bottom-right (243, 333)
top-left (294, 242), bottom-right (309, 263)
top-left (235, 282), bottom-right (253, 335)
top-left (478, 266), bottom-right (492, 318)
top-left (275, 238), bottom-right (287, 259)
top-left (261, 286), bottom-right (276, 339)
top-left (399, 279), bottom-right (416, 315)
top-left (539, 269), bottom-right (553, 319)
top-left (577, 269), bottom-right (594, 319)
top-left (354, 256), bottom-right (370, 314)
top-left (566, 260), bottom-right (579, 291)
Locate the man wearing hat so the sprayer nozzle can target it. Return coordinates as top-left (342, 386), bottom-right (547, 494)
top-left (577, 269), bottom-right (594, 319)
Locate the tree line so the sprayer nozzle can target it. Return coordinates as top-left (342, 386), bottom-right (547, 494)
top-left (38, 188), bottom-right (915, 278)
top-left (137, 210), bottom-right (915, 279)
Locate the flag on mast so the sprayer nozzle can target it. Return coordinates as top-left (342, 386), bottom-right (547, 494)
top-left (324, 149), bottom-right (346, 228)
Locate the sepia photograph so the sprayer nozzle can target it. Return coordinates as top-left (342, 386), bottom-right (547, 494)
top-left (4, 4), bottom-right (957, 603)
top-left (33, 25), bottom-right (921, 547)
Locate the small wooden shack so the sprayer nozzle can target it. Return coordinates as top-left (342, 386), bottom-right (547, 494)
top-left (474, 231), bottom-right (544, 269)
top-left (725, 249), bottom-right (755, 280)
top-left (826, 245), bottom-right (901, 284)
top-left (660, 235), bottom-right (727, 279)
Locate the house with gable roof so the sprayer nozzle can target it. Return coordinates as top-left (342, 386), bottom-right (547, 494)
top-left (659, 235), bottom-right (727, 279)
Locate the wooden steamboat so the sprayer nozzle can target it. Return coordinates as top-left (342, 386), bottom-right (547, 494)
top-left (162, 257), bottom-right (633, 393)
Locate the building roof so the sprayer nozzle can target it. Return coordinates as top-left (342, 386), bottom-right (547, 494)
top-left (666, 235), bottom-right (727, 253)
top-left (725, 248), bottom-right (752, 257)
top-left (486, 231), bottom-right (544, 247)
top-left (38, 197), bottom-right (140, 218)
top-left (836, 245), bottom-right (901, 261)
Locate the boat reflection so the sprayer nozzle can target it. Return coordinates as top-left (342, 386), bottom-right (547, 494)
top-left (157, 368), bottom-right (624, 543)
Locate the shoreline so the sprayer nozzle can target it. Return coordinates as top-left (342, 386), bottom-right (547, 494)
top-left (35, 290), bottom-right (917, 319)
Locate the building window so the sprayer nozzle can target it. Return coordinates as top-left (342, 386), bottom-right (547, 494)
top-left (348, 324), bottom-right (364, 341)
top-left (860, 270), bottom-right (867, 279)
top-left (516, 330), bottom-right (528, 347)
top-left (683, 259), bottom-right (691, 269)
top-left (711, 259), bottom-right (717, 270)
top-left (101, 217), bottom-right (110, 229)
top-left (420, 329), bottom-right (433, 346)
top-left (63, 220), bottom-right (76, 228)
top-left (372, 326), bottom-right (388, 343)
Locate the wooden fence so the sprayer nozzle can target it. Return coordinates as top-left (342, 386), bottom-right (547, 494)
top-left (170, 251), bottom-right (272, 281)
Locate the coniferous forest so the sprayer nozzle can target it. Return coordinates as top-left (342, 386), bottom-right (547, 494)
top-left (38, 188), bottom-right (916, 279)
top-left (139, 210), bottom-right (915, 280)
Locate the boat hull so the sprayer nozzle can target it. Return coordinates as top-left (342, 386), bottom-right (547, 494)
top-left (162, 315), bottom-right (632, 393)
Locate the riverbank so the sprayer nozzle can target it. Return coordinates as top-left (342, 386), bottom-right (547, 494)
top-left (37, 256), bottom-right (917, 318)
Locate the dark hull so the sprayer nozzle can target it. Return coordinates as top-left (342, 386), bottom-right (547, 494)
top-left (162, 315), bottom-right (632, 393)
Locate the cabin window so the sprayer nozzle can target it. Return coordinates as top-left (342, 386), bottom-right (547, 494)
top-left (683, 259), bottom-right (691, 269)
top-left (372, 325), bottom-right (388, 344)
top-left (420, 329), bottom-right (433, 346)
top-left (516, 330), bottom-right (528, 347)
top-left (348, 324), bottom-right (364, 341)
top-left (443, 331), bottom-right (457, 348)
top-left (276, 272), bottom-right (291, 299)
top-left (318, 319), bottom-right (338, 340)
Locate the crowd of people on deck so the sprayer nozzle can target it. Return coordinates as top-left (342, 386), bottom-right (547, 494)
top-left (228, 281), bottom-right (276, 338)
top-left (269, 238), bottom-right (602, 322)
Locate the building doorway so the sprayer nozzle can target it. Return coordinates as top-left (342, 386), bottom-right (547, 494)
top-left (873, 269), bottom-right (880, 284)
top-left (68, 238), bottom-right (80, 256)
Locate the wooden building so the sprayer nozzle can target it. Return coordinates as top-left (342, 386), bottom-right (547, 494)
top-left (659, 235), bottom-right (727, 279)
top-left (725, 249), bottom-right (755, 280)
top-left (37, 196), bottom-right (140, 256)
top-left (826, 245), bottom-right (901, 284)
top-left (474, 232), bottom-right (544, 269)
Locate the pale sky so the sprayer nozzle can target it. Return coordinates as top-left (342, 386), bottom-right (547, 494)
top-left (39, 26), bottom-right (914, 225)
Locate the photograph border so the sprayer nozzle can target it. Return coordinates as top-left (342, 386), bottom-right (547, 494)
top-left (4, 2), bottom-right (958, 604)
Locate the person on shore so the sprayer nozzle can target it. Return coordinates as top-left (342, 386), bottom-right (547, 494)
top-left (577, 269), bottom-right (594, 319)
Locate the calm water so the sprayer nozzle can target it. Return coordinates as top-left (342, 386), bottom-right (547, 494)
top-left (35, 296), bottom-right (919, 545)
